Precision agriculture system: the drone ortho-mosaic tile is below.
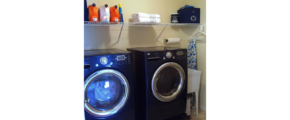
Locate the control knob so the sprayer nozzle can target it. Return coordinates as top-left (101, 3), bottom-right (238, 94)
top-left (100, 57), bottom-right (108, 65)
top-left (166, 52), bottom-right (172, 58)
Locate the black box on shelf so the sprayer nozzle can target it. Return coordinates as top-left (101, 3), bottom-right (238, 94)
top-left (177, 6), bottom-right (200, 23)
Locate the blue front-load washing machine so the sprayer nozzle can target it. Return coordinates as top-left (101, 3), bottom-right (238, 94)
top-left (84, 49), bottom-right (135, 120)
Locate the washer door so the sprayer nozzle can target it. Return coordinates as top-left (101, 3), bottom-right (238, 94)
top-left (152, 62), bottom-right (185, 102)
top-left (84, 69), bottom-right (129, 117)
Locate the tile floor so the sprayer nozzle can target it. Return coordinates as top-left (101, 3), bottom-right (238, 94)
top-left (189, 109), bottom-right (206, 120)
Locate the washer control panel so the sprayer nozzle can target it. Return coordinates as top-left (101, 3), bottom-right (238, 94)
top-left (85, 54), bottom-right (131, 68)
top-left (100, 57), bottom-right (108, 65)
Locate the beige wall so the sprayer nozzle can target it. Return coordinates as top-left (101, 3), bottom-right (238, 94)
top-left (85, 0), bottom-right (206, 109)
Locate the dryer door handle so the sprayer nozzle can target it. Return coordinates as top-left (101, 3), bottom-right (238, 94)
top-left (83, 64), bottom-right (90, 69)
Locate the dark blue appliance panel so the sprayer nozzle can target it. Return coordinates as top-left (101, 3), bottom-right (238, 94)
top-left (127, 47), bottom-right (187, 120)
top-left (144, 50), bottom-right (188, 120)
top-left (84, 57), bottom-right (91, 78)
top-left (129, 51), bottom-right (147, 120)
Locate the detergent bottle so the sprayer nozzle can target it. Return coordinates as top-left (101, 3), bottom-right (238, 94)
top-left (118, 3), bottom-right (124, 23)
top-left (110, 5), bottom-right (120, 22)
top-left (99, 4), bottom-right (110, 22)
top-left (88, 3), bottom-right (98, 22)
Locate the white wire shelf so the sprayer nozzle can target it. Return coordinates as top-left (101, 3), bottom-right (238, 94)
top-left (84, 21), bottom-right (200, 43)
top-left (84, 21), bottom-right (199, 27)
top-left (84, 22), bottom-right (123, 26)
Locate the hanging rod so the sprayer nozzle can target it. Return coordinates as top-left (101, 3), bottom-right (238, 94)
top-left (188, 37), bottom-right (202, 42)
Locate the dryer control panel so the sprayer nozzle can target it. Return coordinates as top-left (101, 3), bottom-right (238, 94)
top-left (174, 50), bottom-right (187, 60)
top-left (163, 50), bottom-right (187, 60)
top-left (146, 50), bottom-right (187, 61)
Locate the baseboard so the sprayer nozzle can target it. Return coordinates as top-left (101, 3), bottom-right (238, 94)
top-left (199, 104), bottom-right (206, 111)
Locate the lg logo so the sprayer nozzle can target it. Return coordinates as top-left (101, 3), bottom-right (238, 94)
top-left (191, 16), bottom-right (197, 21)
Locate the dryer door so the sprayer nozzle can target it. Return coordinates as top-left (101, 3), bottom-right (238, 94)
top-left (84, 69), bottom-right (130, 117)
top-left (152, 62), bottom-right (185, 102)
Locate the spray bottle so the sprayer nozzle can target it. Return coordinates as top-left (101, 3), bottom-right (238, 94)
top-left (118, 3), bottom-right (124, 23)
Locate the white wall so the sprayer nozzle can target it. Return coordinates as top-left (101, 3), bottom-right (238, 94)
top-left (85, 0), bottom-right (206, 109)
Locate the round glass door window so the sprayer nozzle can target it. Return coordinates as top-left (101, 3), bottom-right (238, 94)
top-left (84, 69), bottom-right (129, 117)
top-left (156, 67), bottom-right (181, 96)
top-left (152, 62), bottom-right (185, 102)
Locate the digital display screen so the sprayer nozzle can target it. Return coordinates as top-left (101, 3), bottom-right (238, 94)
top-left (116, 55), bottom-right (126, 61)
top-left (176, 51), bottom-right (184, 56)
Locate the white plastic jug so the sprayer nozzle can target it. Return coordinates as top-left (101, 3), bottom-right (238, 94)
top-left (99, 4), bottom-right (110, 22)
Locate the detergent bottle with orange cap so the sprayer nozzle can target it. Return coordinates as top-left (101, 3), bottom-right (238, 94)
top-left (110, 5), bottom-right (120, 22)
top-left (118, 3), bottom-right (124, 23)
top-left (88, 3), bottom-right (98, 22)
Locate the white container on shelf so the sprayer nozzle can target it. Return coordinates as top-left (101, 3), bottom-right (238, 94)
top-left (99, 4), bottom-right (110, 22)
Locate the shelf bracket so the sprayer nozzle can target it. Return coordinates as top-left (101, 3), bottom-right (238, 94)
top-left (156, 24), bottom-right (168, 42)
top-left (117, 23), bottom-right (124, 43)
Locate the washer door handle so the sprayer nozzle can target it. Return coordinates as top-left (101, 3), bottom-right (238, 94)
top-left (84, 98), bottom-right (90, 103)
